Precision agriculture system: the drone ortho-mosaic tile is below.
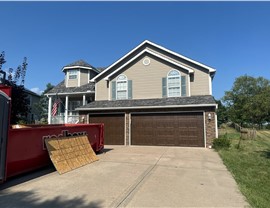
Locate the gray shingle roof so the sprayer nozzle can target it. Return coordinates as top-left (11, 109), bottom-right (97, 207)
top-left (64, 60), bottom-right (94, 68)
top-left (96, 67), bottom-right (107, 72)
top-left (77, 95), bottom-right (216, 110)
top-left (46, 80), bottom-right (95, 94)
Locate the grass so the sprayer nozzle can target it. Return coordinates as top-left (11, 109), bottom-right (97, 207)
top-left (217, 127), bottom-right (270, 208)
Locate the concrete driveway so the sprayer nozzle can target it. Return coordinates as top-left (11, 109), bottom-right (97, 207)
top-left (0, 146), bottom-right (249, 207)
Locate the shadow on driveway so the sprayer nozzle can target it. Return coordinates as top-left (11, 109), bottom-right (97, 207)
top-left (0, 190), bottom-right (103, 208)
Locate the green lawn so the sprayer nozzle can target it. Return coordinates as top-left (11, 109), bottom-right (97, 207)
top-left (217, 128), bottom-right (270, 208)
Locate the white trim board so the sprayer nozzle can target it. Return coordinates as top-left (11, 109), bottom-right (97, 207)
top-left (104, 49), bottom-right (194, 80)
top-left (91, 40), bottom-right (215, 82)
top-left (76, 103), bottom-right (218, 111)
top-left (62, 66), bottom-right (100, 74)
top-left (45, 91), bottom-right (94, 96)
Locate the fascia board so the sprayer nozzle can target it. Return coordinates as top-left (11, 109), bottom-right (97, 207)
top-left (76, 103), bottom-right (217, 111)
top-left (45, 91), bottom-right (94, 96)
top-left (104, 49), bottom-right (194, 80)
top-left (91, 40), bottom-right (149, 82)
top-left (146, 40), bottom-right (216, 72)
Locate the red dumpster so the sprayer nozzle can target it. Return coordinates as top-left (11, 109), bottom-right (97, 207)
top-left (0, 80), bottom-right (104, 183)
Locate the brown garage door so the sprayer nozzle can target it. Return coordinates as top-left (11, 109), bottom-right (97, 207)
top-left (89, 114), bottom-right (125, 145)
top-left (131, 112), bottom-right (204, 147)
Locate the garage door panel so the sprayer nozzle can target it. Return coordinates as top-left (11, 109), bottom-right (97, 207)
top-left (89, 114), bottom-right (125, 145)
top-left (131, 112), bottom-right (204, 147)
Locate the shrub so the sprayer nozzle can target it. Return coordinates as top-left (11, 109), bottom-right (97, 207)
top-left (213, 135), bottom-right (231, 150)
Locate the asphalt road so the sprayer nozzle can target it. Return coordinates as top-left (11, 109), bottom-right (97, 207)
top-left (0, 146), bottom-right (249, 208)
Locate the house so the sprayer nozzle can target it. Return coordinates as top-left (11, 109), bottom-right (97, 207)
top-left (24, 88), bottom-right (41, 123)
top-left (45, 60), bottom-right (99, 124)
top-left (47, 40), bottom-right (217, 147)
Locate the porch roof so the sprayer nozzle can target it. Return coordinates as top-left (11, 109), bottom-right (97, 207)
top-left (45, 80), bottom-right (95, 96)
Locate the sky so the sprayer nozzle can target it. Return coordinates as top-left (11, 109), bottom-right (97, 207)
top-left (0, 1), bottom-right (270, 99)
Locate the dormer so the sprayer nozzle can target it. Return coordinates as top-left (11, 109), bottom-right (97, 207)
top-left (63, 60), bottom-right (99, 87)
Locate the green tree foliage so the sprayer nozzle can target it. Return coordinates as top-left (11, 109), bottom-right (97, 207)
top-left (223, 75), bottom-right (270, 128)
top-left (216, 99), bottom-right (228, 126)
top-left (0, 51), bottom-right (29, 124)
top-left (33, 83), bottom-right (54, 123)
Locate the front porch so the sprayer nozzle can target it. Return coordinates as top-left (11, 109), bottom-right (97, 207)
top-left (47, 93), bottom-right (93, 124)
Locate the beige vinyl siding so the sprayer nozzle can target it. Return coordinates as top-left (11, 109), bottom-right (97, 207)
top-left (111, 55), bottom-right (188, 99)
top-left (146, 46), bottom-right (211, 95)
top-left (96, 80), bottom-right (109, 100)
top-left (190, 70), bottom-right (210, 95)
top-left (65, 70), bottom-right (79, 87)
top-left (80, 69), bottom-right (89, 86)
top-left (67, 79), bottom-right (78, 87)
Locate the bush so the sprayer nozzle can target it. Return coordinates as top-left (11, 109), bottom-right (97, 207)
top-left (213, 134), bottom-right (231, 150)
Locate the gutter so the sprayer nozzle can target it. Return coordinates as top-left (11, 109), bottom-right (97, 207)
top-left (45, 91), bottom-right (95, 96)
top-left (76, 103), bottom-right (218, 111)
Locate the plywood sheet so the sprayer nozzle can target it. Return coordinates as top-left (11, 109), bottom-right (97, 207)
top-left (45, 135), bottom-right (99, 174)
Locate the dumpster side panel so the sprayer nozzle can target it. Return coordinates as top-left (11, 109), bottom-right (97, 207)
top-left (6, 124), bottom-right (104, 179)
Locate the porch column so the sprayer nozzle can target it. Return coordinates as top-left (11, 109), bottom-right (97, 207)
top-left (65, 95), bottom-right (69, 123)
top-left (83, 94), bottom-right (86, 105)
top-left (48, 96), bottom-right (52, 124)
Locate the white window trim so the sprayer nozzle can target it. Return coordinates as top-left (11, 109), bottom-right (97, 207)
top-left (68, 69), bottom-right (78, 80)
top-left (116, 74), bottom-right (128, 100)
top-left (78, 69), bottom-right (80, 87)
top-left (167, 69), bottom-right (181, 97)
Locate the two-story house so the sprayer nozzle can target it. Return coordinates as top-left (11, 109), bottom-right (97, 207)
top-left (77, 40), bottom-right (217, 148)
top-left (45, 60), bottom-right (99, 124)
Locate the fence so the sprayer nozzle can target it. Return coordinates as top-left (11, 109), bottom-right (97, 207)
top-left (232, 123), bottom-right (257, 139)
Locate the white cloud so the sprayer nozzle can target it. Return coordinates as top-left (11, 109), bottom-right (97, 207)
top-left (30, 87), bottom-right (43, 95)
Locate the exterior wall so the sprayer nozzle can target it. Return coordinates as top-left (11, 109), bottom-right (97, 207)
top-left (95, 47), bottom-right (211, 100)
top-left (146, 46), bottom-right (211, 96)
top-left (190, 71), bottom-right (210, 95)
top-left (96, 80), bottom-right (109, 100)
top-left (27, 94), bottom-right (41, 123)
top-left (65, 70), bottom-right (79, 87)
top-left (205, 111), bottom-right (217, 147)
top-left (80, 69), bottom-right (89, 86)
top-left (110, 55), bottom-right (188, 100)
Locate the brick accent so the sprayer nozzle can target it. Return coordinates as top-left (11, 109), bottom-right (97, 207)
top-left (205, 111), bottom-right (216, 147)
top-left (125, 113), bottom-right (130, 145)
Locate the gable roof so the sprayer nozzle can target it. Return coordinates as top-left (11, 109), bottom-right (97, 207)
top-left (77, 95), bottom-right (217, 111)
top-left (62, 59), bottom-right (100, 73)
top-left (103, 49), bottom-right (194, 81)
top-left (91, 40), bottom-right (216, 82)
top-left (45, 80), bottom-right (95, 95)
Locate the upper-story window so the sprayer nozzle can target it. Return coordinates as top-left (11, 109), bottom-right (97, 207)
top-left (68, 69), bottom-right (78, 79)
top-left (116, 74), bottom-right (128, 100)
top-left (167, 69), bottom-right (181, 97)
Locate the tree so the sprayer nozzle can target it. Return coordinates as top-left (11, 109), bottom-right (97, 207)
top-left (33, 83), bottom-right (54, 123)
top-left (223, 75), bottom-right (270, 128)
top-left (0, 51), bottom-right (30, 124)
top-left (215, 99), bottom-right (228, 127)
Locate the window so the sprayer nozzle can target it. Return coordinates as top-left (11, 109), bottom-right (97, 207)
top-left (116, 74), bottom-right (128, 100)
top-left (68, 69), bottom-right (78, 79)
top-left (167, 69), bottom-right (181, 97)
